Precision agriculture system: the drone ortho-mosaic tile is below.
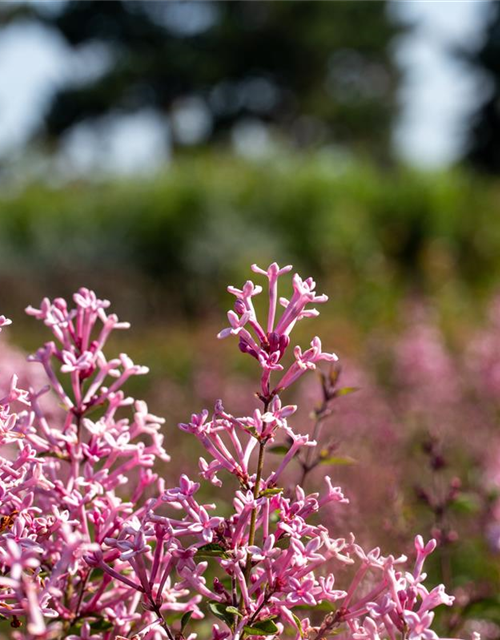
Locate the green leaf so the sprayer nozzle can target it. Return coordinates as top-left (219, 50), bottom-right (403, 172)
top-left (268, 445), bottom-right (290, 455)
top-left (275, 535), bottom-right (291, 550)
top-left (450, 493), bottom-right (481, 514)
top-left (226, 606), bottom-right (243, 617)
top-left (89, 618), bottom-right (114, 632)
top-left (37, 450), bottom-right (69, 461)
top-left (292, 613), bottom-right (305, 638)
top-left (333, 387), bottom-right (359, 398)
top-left (181, 610), bottom-right (193, 633)
top-left (208, 601), bottom-right (238, 626)
top-left (294, 601), bottom-right (334, 612)
top-left (244, 618), bottom-right (279, 635)
top-left (67, 622), bottom-right (83, 635)
top-left (319, 456), bottom-right (357, 466)
top-left (260, 487), bottom-right (283, 497)
top-left (195, 543), bottom-right (229, 559)
top-left (463, 597), bottom-right (500, 624)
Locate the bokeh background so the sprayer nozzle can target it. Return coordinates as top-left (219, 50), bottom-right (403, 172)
top-left (3, 1), bottom-right (500, 636)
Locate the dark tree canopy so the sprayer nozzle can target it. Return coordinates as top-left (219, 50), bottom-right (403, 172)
top-left (7, 1), bottom-right (402, 158)
top-left (465, 3), bottom-right (500, 173)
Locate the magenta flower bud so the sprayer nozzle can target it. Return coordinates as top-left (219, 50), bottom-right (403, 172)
top-left (268, 332), bottom-right (280, 353)
top-left (84, 549), bottom-right (103, 567)
top-left (213, 577), bottom-right (229, 597)
top-left (234, 299), bottom-right (246, 316)
top-left (279, 334), bottom-right (290, 353)
top-left (238, 339), bottom-right (250, 353)
top-left (238, 339), bottom-right (258, 360)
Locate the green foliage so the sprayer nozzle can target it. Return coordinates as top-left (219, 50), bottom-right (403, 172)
top-left (332, 387), bottom-right (359, 398)
top-left (7, 1), bottom-right (401, 157)
top-left (208, 602), bottom-right (242, 626)
top-left (461, 597), bottom-right (500, 626)
top-left (319, 455), bottom-right (357, 466)
top-left (244, 618), bottom-right (279, 635)
top-left (268, 445), bottom-right (291, 456)
top-left (180, 610), bottom-right (193, 633)
top-left (195, 543), bottom-right (230, 559)
top-left (1, 153), bottom-right (499, 322)
top-left (259, 487), bottom-right (284, 497)
top-left (450, 493), bottom-right (482, 515)
top-left (292, 613), bottom-right (306, 638)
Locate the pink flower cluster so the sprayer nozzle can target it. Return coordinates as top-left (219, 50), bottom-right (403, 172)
top-left (0, 267), bottom-right (459, 640)
top-left (218, 264), bottom-right (337, 402)
top-left (0, 290), bottom-right (168, 638)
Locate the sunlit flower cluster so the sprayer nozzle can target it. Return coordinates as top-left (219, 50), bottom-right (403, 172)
top-left (0, 267), bottom-right (457, 639)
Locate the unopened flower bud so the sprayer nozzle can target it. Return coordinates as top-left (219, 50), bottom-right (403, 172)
top-left (213, 577), bottom-right (229, 597)
top-left (279, 334), bottom-right (290, 353)
top-left (234, 299), bottom-right (246, 316)
top-left (268, 332), bottom-right (280, 353)
top-left (238, 339), bottom-right (250, 354)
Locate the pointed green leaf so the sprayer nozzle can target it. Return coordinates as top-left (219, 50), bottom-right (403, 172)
top-left (275, 535), bottom-right (291, 550)
top-left (333, 387), bottom-right (359, 398)
top-left (181, 610), bottom-right (193, 632)
top-left (268, 445), bottom-right (290, 455)
top-left (208, 601), bottom-right (237, 626)
top-left (320, 456), bottom-right (357, 466)
top-left (195, 543), bottom-right (229, 559)
top-left (244, 618), bottom-right (279, 635)
top-left (245, 426), bottom-right (260, 439)
top-left (260, 487), bottom-right (283, 497)
top-left (292, 613), bottom-right (305, 638)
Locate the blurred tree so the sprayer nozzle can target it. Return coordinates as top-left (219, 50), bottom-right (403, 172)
top-left (464, 3), bottom-right (500, 173)
top-left (5, 1), bottom-right (403, 159)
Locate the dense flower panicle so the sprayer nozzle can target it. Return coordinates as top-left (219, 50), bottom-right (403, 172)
top-left (0, 269), bottom-right (460, 640)
top-left (0, 289), bottom-right (170, 639)
top-left (218, 263), bottom-right (336, 401)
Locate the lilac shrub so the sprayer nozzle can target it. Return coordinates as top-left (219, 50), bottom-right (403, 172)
top-left (0, 267), bottom-right (458, 639)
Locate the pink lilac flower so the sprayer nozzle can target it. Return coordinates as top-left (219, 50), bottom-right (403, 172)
top-left (219, 263), bottom-right (335, 401)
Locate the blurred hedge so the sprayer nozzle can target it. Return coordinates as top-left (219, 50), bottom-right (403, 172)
top-left (1, 153), bottom-right (499, 324)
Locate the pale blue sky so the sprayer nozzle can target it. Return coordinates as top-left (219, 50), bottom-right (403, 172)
top-left (0, 1), bottom-right (493, 173)
top-left (392, 0), bottom-right (492, 167)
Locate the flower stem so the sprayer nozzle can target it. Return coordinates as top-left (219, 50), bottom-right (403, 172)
top-left (242, 398), bottom-right (269, 602)
top-left (313, 608), bottom-right (344, 640)
top-left (74, 570), bottom-right (91, 620)
top-left (152, 602), bottom-right (176, 640)
top-left (244, 439), bottom-right (266, 581)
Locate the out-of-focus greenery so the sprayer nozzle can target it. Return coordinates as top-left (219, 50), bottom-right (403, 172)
top-left (1, 153), bottom-right (498, 326)
top-left (0, 1), bottom-right (401, 157)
